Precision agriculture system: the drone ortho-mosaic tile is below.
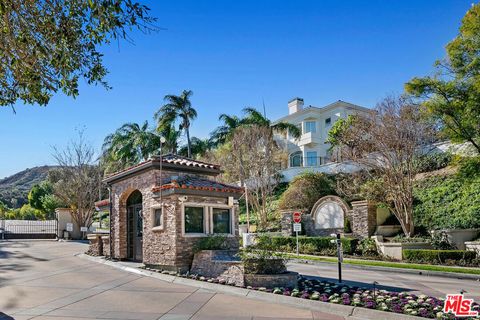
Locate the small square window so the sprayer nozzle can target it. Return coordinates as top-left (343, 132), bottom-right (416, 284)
top-left (325, 118), bottom-right (331, 126)
top-left (185, 206), bottom-right (204, 234)
top-left (212, 208), bottom-right (231, 234)
top-left (154, 208), bottom-right (162, 227)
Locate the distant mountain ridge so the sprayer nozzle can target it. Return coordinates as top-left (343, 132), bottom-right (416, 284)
top-left (0, 166), bottom-right (57, 208)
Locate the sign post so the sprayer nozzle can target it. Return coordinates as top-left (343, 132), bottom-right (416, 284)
top-left (330, 233), bottom-right (343, 283)
top-left (292, 212), bottom-right (302, 256)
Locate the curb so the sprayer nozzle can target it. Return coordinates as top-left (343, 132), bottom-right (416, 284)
top-left (289, 258), bottom-right (480, 281)
top-left (77, 253), bottom-right (423, 320)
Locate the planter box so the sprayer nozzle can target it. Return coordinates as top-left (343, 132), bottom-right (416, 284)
top-left (244, 271), bottom-right (298, 288)
top-left (465, 241), bottom-right (480, 255)
top-left (372, 235), bottom-right (432, 260)
top-left (375, 225), bottom-right (402, 237)
top-left (433, 229), bottom-right (480, 250)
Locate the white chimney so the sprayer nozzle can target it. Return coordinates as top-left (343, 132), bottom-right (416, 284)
top-left (288, 97), bottom-right (304, 115)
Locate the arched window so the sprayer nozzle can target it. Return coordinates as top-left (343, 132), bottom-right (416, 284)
top-left (289, 151), bottom-right (302, 167)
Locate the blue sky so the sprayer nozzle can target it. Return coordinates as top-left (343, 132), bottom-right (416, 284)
top-left (0, 0), bottom-right (473, 178)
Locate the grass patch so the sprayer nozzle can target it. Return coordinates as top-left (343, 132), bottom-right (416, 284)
top-left (287, 254), bottom-right (480, 275)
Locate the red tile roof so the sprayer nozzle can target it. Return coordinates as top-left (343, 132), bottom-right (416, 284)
top-left (104, 154), bottom-right (220, 183)
top-left (95, 199), bottom-right (110, 208)
top-left (152, 176), bottom-right (244, 194)
top-left (161, 154), bottom-right (220, 170)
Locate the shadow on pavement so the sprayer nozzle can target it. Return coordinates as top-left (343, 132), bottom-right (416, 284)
top-left (303, 274), bottom-right (414, 293)
top-left (0, 312), bottom-right (14, 319)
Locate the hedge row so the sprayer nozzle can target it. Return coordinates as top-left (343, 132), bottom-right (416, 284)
top-left (403, 249), bottom-right (477, 265)
top-left (256, 236), bottom-right (359, 256)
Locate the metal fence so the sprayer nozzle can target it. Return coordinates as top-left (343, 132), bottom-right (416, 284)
top-left (0, 220), bottom-right (58, 239)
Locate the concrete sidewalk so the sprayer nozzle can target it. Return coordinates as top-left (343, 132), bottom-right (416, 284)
top-left (0, 240), bottom-right (342, 320)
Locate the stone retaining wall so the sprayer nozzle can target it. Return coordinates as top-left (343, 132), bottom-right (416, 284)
top-left (86, 234), bottom-right (103, 256)
top-left (190, 250), bottom-right (244, 286)
top-left (190, 250), bottom-right (298, 288)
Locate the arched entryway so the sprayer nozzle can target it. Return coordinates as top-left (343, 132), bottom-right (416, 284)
top-left (126, 190), bottom-right (143, 261)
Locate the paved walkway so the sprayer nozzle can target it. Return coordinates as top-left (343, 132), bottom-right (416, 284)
top-left (288, 260), bottom-right (480, 301)
top-left (0, 240), bottom-right (342, 320)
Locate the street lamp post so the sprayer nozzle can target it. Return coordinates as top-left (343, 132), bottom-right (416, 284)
top-left (158, 136), bottom-right (166, 204)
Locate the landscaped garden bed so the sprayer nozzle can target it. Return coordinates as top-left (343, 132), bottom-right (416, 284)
top-left (142, 265), bottom-right (479, 319)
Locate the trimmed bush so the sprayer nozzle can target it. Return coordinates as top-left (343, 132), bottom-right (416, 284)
top-left (278, 172), bottom-right (336, 212)
top-left (192, 235), bottom-right (228, 253)
top-left (256, 236), bottom-right (358, 256)
top-left (403, 249), bottom-right (477, 265)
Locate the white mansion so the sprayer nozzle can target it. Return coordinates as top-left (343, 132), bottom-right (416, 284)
top-left (273, 97), bottom-right (371, 181)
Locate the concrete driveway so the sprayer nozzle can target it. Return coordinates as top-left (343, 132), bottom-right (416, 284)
top-left (0, 240), bottom-right (342, 320)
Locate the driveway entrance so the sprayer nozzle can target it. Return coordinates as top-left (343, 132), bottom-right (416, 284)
top-left (0, 240), bottom-right (339, 320)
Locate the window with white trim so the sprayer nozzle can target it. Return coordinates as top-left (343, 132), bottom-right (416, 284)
top-left (304, 121), bottom-right (316, 133)
top-left (212, 208), bottom-right (231, 234)
top-left (184, 206), bottom-right (205, 234)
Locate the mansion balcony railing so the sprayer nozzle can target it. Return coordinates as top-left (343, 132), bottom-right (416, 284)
top-left (289, 156), bottom-right (330, 168)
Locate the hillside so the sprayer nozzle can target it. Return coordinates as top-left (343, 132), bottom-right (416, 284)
top-left (0, 166), bottom-right (57, 208)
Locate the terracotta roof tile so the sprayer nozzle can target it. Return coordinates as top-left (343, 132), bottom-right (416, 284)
top-left (152, 176), bottom-right (244, 194)
top-left (104, 154), bottom-right (220, 182)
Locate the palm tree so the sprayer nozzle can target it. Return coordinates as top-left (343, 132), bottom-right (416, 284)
top-left (178, 137), bottom-right (213, 158)
top-left (242, 107), bottom-right (301, 138)
top-left (209, 114), bottom-right (242, 146)
top-left (155, 90), bottom-right (197, 158)
top-left (157, 123), bottom-right (181, 154)
top-left (209, 107), bottom-right (301, 147)
top-left (102, 121), bottom-right (158, 172)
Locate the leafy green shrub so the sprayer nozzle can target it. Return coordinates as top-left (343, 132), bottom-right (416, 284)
top-left (256, 236), bottom-right (358, 256)
top-left (403, 249), bottom-right (477, 265)
top-left (278, 172), bottom-right (336, 212)
top-left (356, 238), bottom-right (378, 256)
top-left (430, 230), bottom-right (456, 250)
top-left (413, 158), bottom-right (480, 230)
top-left (413, 152), bottom-right (452, 173)
top-left (241, 235), bottom-right (287, 274)
top-left (193, 235), bottom-right (228, 253)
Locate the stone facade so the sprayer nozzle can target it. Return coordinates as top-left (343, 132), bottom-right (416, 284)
top-left (190, 250), bottom-right (298, 288)
top-left (280, 196), bottom-right (377, 239)
top-left (190, 250), bottom-right (244, 286)
top-left (86, 234), bottom-right (103, 256)
top-left (107, 158), bottom-right (241, 272)
top-left (350, 200), bottom-right (376, 238)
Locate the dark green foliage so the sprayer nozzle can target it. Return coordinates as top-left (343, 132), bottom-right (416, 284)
top-left (403, 249), bottom-right (477, 266)
top-left (356, 238), bottom-right (378, 257)
top-left (278, 172), bottom-right (336, 212)
top-left (413, 158), bottom-right (480, 230)
top-left (256, 236), bottom-right (358, 256)
top-left (0, 0), bottom-right (156, 107)
top-left (430, 231), bottom-right (456, 250)
top-left (405, 3), bottom-right (480, 153)
top-left (241, 235), bottom-right (287, 274)
top-left (413, 153), bottom-right (452, 173)
top-left (192, 235), bottom-right (228, 253)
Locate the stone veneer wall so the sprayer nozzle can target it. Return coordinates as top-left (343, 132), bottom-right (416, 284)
top-left (110, 168), bottom-right (239, 272)
top-left (350, 200), bottom-right (377, 238)
top-left (280, 198), bottom-right (376, 239)
top-left (190, 250), bottom-right (244, 286)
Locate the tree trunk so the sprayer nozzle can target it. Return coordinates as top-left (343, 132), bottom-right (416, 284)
top-left (186, 126), bottom-right (192, 158)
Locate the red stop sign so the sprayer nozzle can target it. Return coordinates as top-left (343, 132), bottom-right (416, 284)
top-left (293, 212), bottom-right (302, 223)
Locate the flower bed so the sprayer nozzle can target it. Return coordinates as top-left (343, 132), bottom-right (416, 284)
top-left (143, 266), bottom-right (479, 319)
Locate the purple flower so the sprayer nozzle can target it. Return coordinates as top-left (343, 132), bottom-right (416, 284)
top-left (365, 301), bottom-right (375, 309)
top-left (301, 292), bottom-right (310, 299)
